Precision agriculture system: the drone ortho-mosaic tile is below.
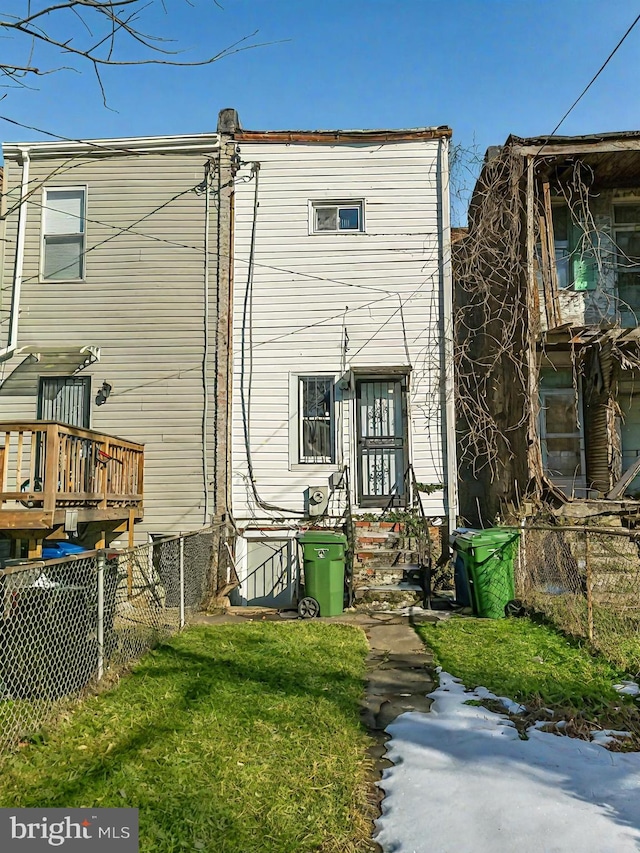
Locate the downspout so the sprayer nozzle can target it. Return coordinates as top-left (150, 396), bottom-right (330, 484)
top-left (202, 162), bottom-right (211, 524)
top-left (439, 135), bottom-right (458, 537)
top-left (0, 147), bottom-right (30, 361)
top-left (226, 173), bottom-right (235, 518)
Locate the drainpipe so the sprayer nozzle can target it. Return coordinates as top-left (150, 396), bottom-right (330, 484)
top-left (0, 147), bottom-right (30, 361)
top-left (439, 135), bottom-right (458, 537)
top-left (202, 162), bottom-right (211, 525)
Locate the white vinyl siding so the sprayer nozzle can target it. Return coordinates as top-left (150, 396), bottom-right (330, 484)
top-left (231, 139), bottom-right (447, 519)
top-left (42, 187), bottom-right (86, 280)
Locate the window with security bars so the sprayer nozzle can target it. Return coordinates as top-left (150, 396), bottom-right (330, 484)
top-left (299, 376), bottom-right (334, 463)
top-left (42, 187), bottom-right (86, 280)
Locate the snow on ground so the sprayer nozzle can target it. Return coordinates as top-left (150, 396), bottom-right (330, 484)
top-left (375, 673), bottom-right (640, 853)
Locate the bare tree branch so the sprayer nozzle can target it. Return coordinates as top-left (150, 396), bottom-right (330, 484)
top-left (0, 2), bottom-right (285, 91)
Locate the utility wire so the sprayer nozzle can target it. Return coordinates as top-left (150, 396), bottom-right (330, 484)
top-left (18, 194), bottom-right (404, 295)
top-left (548, 12), bottom-right (640, 137)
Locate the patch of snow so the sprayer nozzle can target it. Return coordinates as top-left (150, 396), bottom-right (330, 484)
top-left (591, 730), bottom-right (633, 748)
top-left (376, 672), bottom-right (640, 853)
top-left (614, 681), bottom-right (640, 697)
top-left (470, 683), bottom-right (526, 714)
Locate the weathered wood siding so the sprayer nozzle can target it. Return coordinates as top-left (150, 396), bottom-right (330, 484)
top-left (0, 140), bottom-right (220, 537)
top-left (231, 138), bottom-right (449, 520)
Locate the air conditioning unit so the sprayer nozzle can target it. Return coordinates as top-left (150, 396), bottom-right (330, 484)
top-left (304, 485), bottom-right (329, 517)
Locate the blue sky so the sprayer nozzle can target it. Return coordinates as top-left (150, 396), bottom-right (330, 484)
top-left (2, 0), bottom-right (640, 222)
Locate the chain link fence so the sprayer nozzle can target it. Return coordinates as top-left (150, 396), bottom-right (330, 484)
top-left (0, 526), bottom-right (227, 753)
top-left (516, 525), bottom-right (640, 672)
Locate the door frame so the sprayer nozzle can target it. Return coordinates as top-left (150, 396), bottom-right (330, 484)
top-left (37, 375), bottom-right (92, 428)
top-left (354, 373), bottom-right (409, 508)
top-left (539, 384), bottom-right (587, 497)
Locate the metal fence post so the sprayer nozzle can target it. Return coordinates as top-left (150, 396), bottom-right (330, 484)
top-left (585, 530), bottom-right (594, 642)
top-left (179, 535), bottom-right (185, 629)
top-left (97, 550), bottom-right (105, 680)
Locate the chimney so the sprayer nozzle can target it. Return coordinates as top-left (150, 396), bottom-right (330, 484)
top-left (217, 108), bottom-right (241, 135)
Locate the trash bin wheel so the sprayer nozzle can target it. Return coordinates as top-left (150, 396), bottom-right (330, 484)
top-left (298, 597), bottom-right (320, 619)
top-left (505, 599), bottom-right (525, 618)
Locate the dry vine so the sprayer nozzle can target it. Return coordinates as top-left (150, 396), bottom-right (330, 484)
top-left (455, 137), bottom-right (640, 519)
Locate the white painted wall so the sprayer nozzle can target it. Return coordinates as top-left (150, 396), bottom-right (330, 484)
top-left (231, 137), bottom-right (451, 524)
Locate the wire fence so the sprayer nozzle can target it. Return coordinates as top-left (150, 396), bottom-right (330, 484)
top-left (0, 526), bottom-right (225, 754)
top-left (516, 525), bottom-right (640, 672)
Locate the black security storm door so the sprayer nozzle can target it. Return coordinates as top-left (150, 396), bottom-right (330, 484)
top-left (37, 376), bottom-right (91, 428)
top-left (356, 377), bottom-right (408, 507)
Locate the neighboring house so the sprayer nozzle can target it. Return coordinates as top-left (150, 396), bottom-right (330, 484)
top-left (221, 115), bottom-right (457, 605)
top-left (456, 131), bottom-right (640, 527)
top-left (0, 131), bottom-right (234, 557)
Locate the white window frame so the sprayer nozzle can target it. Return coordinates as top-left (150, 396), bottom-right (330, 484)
top-left (41, 185), bottom-right (87, 282)
top-left (309, 199), bottom-right (365, 235)
top-left (288, 373), bottom-right (339, 470)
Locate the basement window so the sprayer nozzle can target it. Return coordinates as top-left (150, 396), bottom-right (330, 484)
top-left (311, 201), bottom-right (363, 233)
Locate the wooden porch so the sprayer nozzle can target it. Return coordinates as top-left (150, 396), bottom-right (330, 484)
top-left (0, 421), bottom-right (144, 557)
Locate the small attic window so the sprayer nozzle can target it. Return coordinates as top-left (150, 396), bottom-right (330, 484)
top-left (311, 201), bottom-right (363, 233)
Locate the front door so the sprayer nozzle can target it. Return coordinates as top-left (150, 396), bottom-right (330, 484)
top-left (356, 377), bottom-right (408, 507)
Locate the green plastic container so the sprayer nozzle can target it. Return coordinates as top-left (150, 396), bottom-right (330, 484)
top-left (454, 529), bottom-right (520, 619)
top-left (298, 531), bottom-right (347, 617)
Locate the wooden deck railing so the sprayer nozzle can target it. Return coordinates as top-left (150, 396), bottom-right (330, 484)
top-left (0, 421), bottom-right (144, 519)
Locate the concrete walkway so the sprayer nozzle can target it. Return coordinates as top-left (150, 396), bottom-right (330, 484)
top-left (335, 611), bottom-right (438, 850)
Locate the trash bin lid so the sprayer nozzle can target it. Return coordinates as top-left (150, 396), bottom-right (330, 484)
top-left (467, 528), bottom-right (520, 548)
top-left (297, 530), bottom-right (347, 544)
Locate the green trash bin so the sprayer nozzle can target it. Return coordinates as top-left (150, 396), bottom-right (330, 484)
top-left (297, 531), bottom-right (347, 618)
top-left (454, 528), bottom-right (520, 619)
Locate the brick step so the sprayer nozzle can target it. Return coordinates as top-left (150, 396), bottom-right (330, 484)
top-left (354, 521), bottom-right (405, 532)
top-left (355, 548), bottom-right (419, 559)
top-left (356, 581), bottom-right (423, 593)
top-left (354, 564), bottom-right (422, 586)
top-left (586, 556), bottom-right (640, 571)
top-left (587, 549), bottom-right (640, 562)
top-left (355, 533), bottom-right (418, 551)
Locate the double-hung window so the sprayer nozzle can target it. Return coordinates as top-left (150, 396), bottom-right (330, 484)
top-left (613, 203), bottom-right (640, 322)
top-left (298, 376), bottom-right (335, 464)
top-left (42, 187), bottom-right (86, 280)
top-left (311, 201), bottom-right (363, 233)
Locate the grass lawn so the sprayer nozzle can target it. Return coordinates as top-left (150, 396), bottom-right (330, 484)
top-left (0, 622), bottom-right (372, 853)
top-left (416, 616), bottom-right (636, 722)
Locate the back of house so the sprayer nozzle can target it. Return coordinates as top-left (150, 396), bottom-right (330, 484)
top-left (221, 114), bottom-right (457, 606)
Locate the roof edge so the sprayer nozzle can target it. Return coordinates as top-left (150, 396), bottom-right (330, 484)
top-left (3, 133), bottom-right (220, 159)
top-left (233, 127), bottom-right (452, 144)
